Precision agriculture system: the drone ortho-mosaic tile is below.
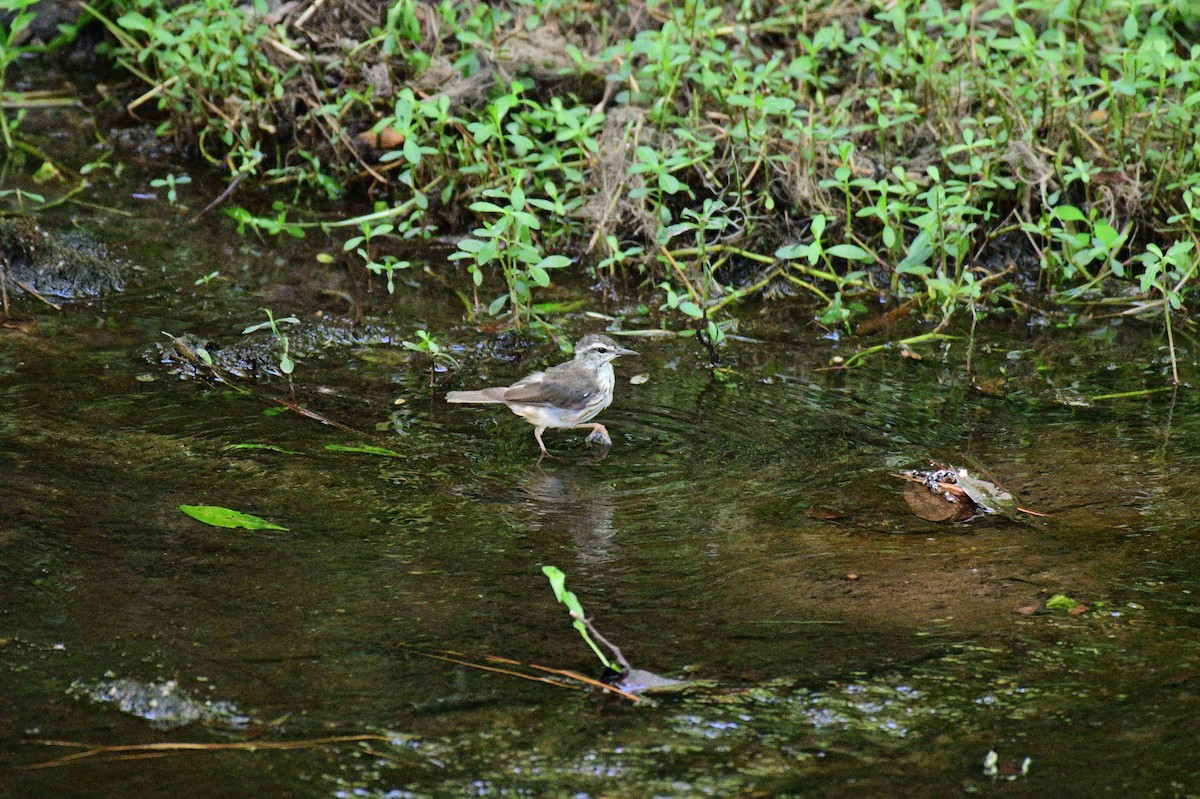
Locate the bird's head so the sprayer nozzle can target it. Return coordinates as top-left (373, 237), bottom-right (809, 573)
top-left (573, 334), bottom-right (639, 365)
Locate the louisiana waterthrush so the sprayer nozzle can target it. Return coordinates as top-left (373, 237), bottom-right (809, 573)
top-left (446, 334), bottom-right (639, 456)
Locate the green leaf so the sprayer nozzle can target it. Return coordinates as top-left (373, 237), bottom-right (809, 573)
top-left (678, 301), bottom-right (704, 319)
top-left (660, 173), bottom-right (686, 194)
top-left (1053, 205), bottom-right (1086, 223)
top-left (325, 443), bottom-right (404, 457)
top-left (826, 244), bottom-right (873, 262)
top-left (487, 294), bottom-right (509, 315)
top-left (1093, 221), bottom-right (1120, 248)
top-left (116, 11), bottom-right (152, 32)
top-left (528, 265), bottom-right (551, 287)
top-left (536, 255), bottom-right (571, 270)
top-left (775, 243), bottom-right (812, 260)
top-left (179, 505), bottom-right (288, 531)
top-left (541, 565), bottom-right (614, 671)
top-left (222, 443), bottom-right (300, 454)
top-left (762, 96), bottom-right (795, 115)
top-left (543, 565), bottom-right (568, 603)
top-left (403, 136), bottom-right (421, 165)
top-left (897, 231), bottom-right (934, 274)
top-left (1122, 13), bottom-right (1138, 41)
top-left (1045, 594), bottom-right (1079, 612)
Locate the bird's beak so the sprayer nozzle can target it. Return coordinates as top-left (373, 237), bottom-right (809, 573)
top-left (615, 345), bottom-right (639, 357)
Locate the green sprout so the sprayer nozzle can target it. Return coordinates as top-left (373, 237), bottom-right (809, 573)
top-left (542, 565), bottom-right (616, 672)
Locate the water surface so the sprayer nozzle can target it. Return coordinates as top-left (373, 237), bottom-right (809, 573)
top-left (3, 193), bottom-right (1200, 798)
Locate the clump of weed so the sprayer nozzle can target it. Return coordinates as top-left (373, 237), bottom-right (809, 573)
top-left (66, 0), bottom-right (1200, 369)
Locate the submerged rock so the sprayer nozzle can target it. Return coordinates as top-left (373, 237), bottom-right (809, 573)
top-left (68, 678), bottom-right (250, 730)
top-left (613, 667), bottom-right (687, 695)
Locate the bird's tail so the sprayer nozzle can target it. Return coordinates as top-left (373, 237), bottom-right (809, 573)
top-left (446, 388), bottom-right (508, 404)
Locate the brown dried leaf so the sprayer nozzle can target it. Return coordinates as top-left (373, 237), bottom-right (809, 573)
top-left (902, 482), bottom-right (976, 522)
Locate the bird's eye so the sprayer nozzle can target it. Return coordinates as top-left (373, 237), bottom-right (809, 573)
top-left (597, 347), bottom-right (609, 354)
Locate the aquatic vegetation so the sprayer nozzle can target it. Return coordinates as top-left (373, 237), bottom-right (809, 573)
top-left (149, 172), bottom-right (191, 207)
top-left (242, 307), bottom-right (300, 375)
top-left (5, 0), bottom-right (1198, 370)
top-left (542, 565), bottom-right (622, 674)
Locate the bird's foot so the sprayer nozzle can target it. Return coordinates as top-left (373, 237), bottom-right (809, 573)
top-left (585, 428), bottom-right (612, 447)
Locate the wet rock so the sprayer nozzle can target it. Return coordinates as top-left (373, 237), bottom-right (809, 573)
top-left (68, 678), bottom-right (250, 730)
top-left (0, 219), bottom-right (123, 300)
top-left (155, 332), bottom-right (283, 380)
top-left (613, 667), bottom-right (686, 695)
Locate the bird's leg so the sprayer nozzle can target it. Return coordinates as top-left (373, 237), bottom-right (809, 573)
top-left (579, 423), bottom-right (612, 447)
top-left (534, 426), bottom-right (555, 460)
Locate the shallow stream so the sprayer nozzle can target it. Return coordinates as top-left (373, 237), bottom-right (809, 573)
top-left (3, 164), bottom-right (1200, 798)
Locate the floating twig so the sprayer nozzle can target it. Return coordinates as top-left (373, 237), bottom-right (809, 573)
top-left (20, 735), bottom-right (393, 770)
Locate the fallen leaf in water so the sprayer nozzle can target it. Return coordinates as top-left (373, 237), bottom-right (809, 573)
top-left (845, 573), bottom-right (859, 581)
top-left (954, 471), bottom-right (1017, 517)
top-left (896, 463), bottom-right (1039, 522)
top-left (179, 505), bottom-right (288, 531)
top-left (1045, 594), bottom-right (1081, 613)
top-left (1068, 604), bottom-right (1089, 615)
top-left (855, 298), bottom-right (918, 336)
top-left (805, 506), bottom-right (850, 521)
top-left (1015, 605), bottom-right (1040, 615)
top-left (902, 480), bottom-right (976, 522)
top-left (629, 373), bottom-right (649, 385)
top-left (974, 378), bottom-right (1008, 397)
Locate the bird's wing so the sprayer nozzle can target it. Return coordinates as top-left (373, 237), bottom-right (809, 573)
top-left (502, 370), bottom-right (593, 410)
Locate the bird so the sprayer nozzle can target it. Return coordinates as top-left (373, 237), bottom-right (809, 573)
top-left (446, 334), bottom-right (639, 456)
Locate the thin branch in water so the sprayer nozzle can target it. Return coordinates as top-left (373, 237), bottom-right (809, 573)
top-left (20, 735), bottom-right (394, 770)
top-left (581, 617), bottom-right (632, 671)
top-left (11, 278), bottom-right (62, 311)
top-left (189, 170), bottom-right (248, 224)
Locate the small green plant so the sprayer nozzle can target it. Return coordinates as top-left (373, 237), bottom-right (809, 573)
top-left (87, 0), bottom-right (297, 176)
top-left (1135, 238), bottom-right (1196, 385)
top-left (402, 328), bottom-right (458, 380)
top-left (194, 270), bottom-right (220, 287)
top-left (775, 214), bottom-right (870, 328)
top-left (242, 308), bottom-right (299, 375)
top-left (0, 188), bottom-right (46, 212)
top-left (450, 177), bottom-right (570, 328)
top-left (344, 217), bottom-right (411, 295)
top-left (0, 0), bottom-right (40, 147)
top-left (542, 565), bottom-right (620, 673)
top-left (150, 173), bottom-right (191, 206)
